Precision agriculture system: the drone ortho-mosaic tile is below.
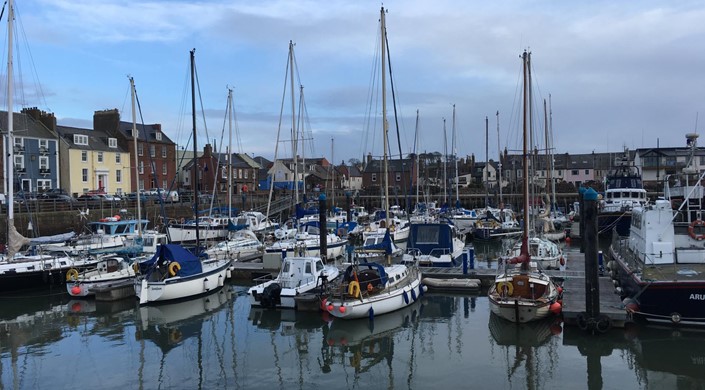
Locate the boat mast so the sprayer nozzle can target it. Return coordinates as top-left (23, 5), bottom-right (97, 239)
top-left (227, 87), bottom-right (233, 219)
top-left (549, 94), bottom-right (557, 211)
top-left (190, 49), bottom-right (200, 250)
top-left (289, 41), bottom-right (299, 206)
top-left (544, 98), bottom-right (552, 213)
top-left (381, 6), bottom-right (390, 232)
top-left (414, 109), bottom-right (420, 208)
top-left (442, 117), bottom-right (447, 206)
top-left (496, 110), bottom-right (503, 206)
top-left (453, 105), bottom-right (459, 205)
top-left (130, 76), bottom-right (142, 237)
top-left (485, 116), bottom-right (489, 208)
top-left (522, 51), bottom-right (530, 244)
top-left (6, 0), bottom-right (14, 229)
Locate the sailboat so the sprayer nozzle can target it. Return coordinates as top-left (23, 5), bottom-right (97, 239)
top-left (326, 7), bottom-right (424, 320)
top-left (134, 50), bottom-right (231, 305)
top-left (488, 51), bottom-right (561, 323)
top-left (0, 0), bottom-right (102, 292)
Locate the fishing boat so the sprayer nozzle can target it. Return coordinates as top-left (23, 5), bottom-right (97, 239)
top-left (608, 134), bottom-right (705, 326)
top-left (248, 255), bottom-right (339, 309)
top-left (487, 51), bottom-right (561, 324)
top-left (134, 50), bottom-right (231, 305)
top-left (597, 148), bottom-right (647, 236)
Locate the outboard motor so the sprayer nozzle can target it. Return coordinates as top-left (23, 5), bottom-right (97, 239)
top-left (260, 283), bottom-right (282, 308)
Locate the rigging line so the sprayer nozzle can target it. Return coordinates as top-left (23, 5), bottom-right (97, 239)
top-left (13, 6), bottom-right (48, 111)
top-left (230, 88), bottom-right (244, 154)
top-left (360, 25), bottom-right (382, 163)
top-left (384, 25), bottom-right (409, 211)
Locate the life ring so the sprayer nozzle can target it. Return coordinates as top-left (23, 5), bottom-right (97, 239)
top-left (168, 262), bottom-right (181, 277)
top-left (689, 220), bottom-right (705, 240)
top-left (348, 281), bottom-right (361, 298)
top-left (497, 281), bottom-right (513, 296)
top-left (66, 268), bottom-right (79, 282)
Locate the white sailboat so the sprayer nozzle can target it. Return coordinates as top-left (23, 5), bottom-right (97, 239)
top-left (326, 7), bottom-right (423, 320)
top-left (134, 50), bottom-right (230, 305)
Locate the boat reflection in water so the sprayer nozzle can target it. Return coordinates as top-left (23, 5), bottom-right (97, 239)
top-left (136, 287), bottom-right (234, 354)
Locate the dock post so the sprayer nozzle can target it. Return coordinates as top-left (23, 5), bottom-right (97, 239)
top-left (319, 193), bottom-right (328, 262)
top-left (469, 246), bottom-right (475, 270)
top-left (598, 250), bottom-right (604, 276)
top-left (462, 248), bottom-right (468, 274)
top-left (580, 187), bottom-right (611, 333)
top-left (579, 186), bottom-right (586, 253)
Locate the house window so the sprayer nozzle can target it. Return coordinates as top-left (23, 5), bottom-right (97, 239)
top-left (82, 151), bottom-right (88, 162)
top-left (162, 164), bottom-right (167, 176)
top-left (584, 169), bottom-right (589, 175)
top-left (116, 170), bottom-right (122, 183)
top-left (73, 134), bottom-right (88, 146)
top-left (221, 166), bottom-right (227, 179)
top-left (372, 173), bottom-right (377, 182)
top-left (151, 162), bottom-right (156, 174)
top-left (14, 137), bottom-right (23, 148)
top-left (239, 169), bottom-right (243, 179)
top-left (162, 179), bottom-right (167, 190)
top-left (139, 161), bottom-right (144, 174)
top-left (14, 155), bottom-right (23, 170)
top-left (571, 169), bottom-right (579, 175)
top-left (82, 168), bottom-right (88, 182)
top-left (244, 170), bottom-right (248, 179)
top-left (139, 179), bottom-right (144, 191)
top-left (395, 172), bottom-right (401, 182)
top-left (557, 170), bottom-right (562, 176)
top-left (116, 188), bottom-right (123, 195)
top-left (37, 179), bottom-right (51, 191)
top-left (156, 132), bottom-right (162, 141)
top-left (108, 138), bottom-right (118, 148)
top-left (162, 146), bottom-right (167, 158)
top-left (138, 144), bottom-right (143, 156)
top-left (39, 156), bottom-right (49, 170)
top-left (39, 139), bottom-right (48, 150)
top-left (97, 152), bottom-right (104, 163)
top-left (116, 153), bottom-right (121, 164)
top-left (150, 145), bottom-right (155, 157)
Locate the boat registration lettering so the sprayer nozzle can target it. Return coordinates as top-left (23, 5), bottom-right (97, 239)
top-left (689, 294), bottom-right (705, 300)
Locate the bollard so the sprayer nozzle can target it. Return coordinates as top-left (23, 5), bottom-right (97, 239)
top-left (469, 247), bottom-right (475, 270)
top-left (598, 250), bottom-right (605, 276)
top-left (319, 193), bottom-right (328, 262)
top-left (462, 249), bottom-right (468, 274)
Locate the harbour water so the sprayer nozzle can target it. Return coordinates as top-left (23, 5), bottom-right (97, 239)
top-left (1, 242), bottom-right (704, 389)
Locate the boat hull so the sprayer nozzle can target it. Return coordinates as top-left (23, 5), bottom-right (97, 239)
top-left (135, 259), bottom-right (230, 304)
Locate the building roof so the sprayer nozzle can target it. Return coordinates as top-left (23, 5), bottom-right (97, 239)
top-left (56, 125), bottom-right (129, 153)
top-left (0, 110), bottom-right (57, 140)
top-left (117, 121), bottom-right (176, 145)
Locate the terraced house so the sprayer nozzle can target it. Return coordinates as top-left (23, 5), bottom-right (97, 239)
top-left (0, 108), bottom-right (60, 194)
top-left (56, 125), bottom-right (131, 197)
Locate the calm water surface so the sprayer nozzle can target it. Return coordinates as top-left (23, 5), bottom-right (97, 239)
top-left (0, 241), bottom-right (703, 389)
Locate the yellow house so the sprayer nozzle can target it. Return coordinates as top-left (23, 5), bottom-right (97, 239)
top-left (56, 125), bottom-right (132, 196)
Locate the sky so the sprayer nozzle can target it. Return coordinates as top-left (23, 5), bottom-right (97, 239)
top-left (3, 0), bottom-right (705, 165)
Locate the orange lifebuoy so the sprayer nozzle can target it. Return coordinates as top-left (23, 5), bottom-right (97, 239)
top-left (689, 220), bottom-right (705, 240)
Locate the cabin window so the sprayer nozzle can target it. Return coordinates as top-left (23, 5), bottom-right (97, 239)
top-left (316, 261), bottom-right (323, 272)
top-left (305, 263), bottom-right (312, 274)
top-left (282, 262), bottom-right (290, 273)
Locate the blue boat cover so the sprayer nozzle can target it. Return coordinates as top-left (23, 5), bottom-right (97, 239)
top-left (139, 244), bottom-right (203, 276)
top-left (343, 262), bottom-right (389, 286)
top-left (227, 219), bottom-right (248, 231)
top-left (407, 223), bottom-right (452, 256)
top-left (362, 230), bottom-right (394, 255)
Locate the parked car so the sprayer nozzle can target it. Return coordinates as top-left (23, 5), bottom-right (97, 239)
top-left (51, 194), bottom-right (78, 203)
top-left (77, 194), bottom-right (101, 202)
top-left (125, 192), bottom-right (149, 202)
top-left (39, 188), bottom-right (69, 199)
top-left (98, 194), bottom-right (121, 202)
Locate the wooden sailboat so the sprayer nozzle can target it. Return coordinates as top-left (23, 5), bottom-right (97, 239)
top-left (487, 51), bottom-right (561, 323)
top-left (134, 50), bottom-right (231, 305)
top-left (326, 7), bottom-right (424, 320)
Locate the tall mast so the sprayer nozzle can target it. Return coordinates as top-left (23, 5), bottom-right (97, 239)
top-left (414, 109), bottom-right (420, 207)
top-left (522, 51), bottom-right (530, 243)
top-left (549, 94), bottom-right (557, 210)
top-left (6, 0), bottom-right (14, 224)
top-left (381, 6), bottom-right (389, 230)
top-left (496, 110), bottom-right (502, 206)
top-left (190, 49), bottom-right (200, 249)
top-left (130, 76), bottom-right (142, 237)
top-left (543, 98), bottom-right (552, 212)
top-left (289, 41), bottom-right (298, 205)
top-left (227, 87), bottom-right (233, 218)
top-left (485, 116), bottom-right (489, 208)
top-left (452, 105), bottom-right (459, 204)
top-left (442, 117), bottom-right (447, 206)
